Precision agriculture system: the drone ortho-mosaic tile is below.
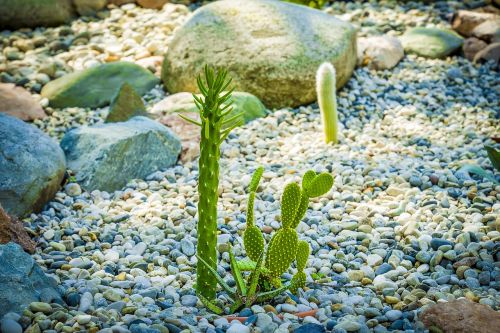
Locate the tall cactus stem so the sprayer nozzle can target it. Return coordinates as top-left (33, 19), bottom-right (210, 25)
top-left (316, 62), bottom-right (338, 144)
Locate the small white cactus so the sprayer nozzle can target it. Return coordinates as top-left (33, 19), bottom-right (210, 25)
top-left (315, 62), bottom-right (338, 144)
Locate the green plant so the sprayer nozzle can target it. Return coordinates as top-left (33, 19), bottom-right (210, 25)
top-left (316, 62), bottom-right (338, 144)
top-left (198, 168), bottom-right (334, 313)
top-left (179, 65), bottom-right (243, 300)
top-left (485, 145), bottom-right (500, 172)
top-left (284, 0), bottom-right (326, 9)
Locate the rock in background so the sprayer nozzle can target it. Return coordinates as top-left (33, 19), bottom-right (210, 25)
top-left (0, 0), bottom-right (75, 29)
top-left (0, 83), bottom-right (46, 121)
top-left (0, 114), bottom-right (66, 217)
top-left (357, 36), bottom-right (404, 70)
top-left (0, 242), bottom-right (63, 318)
top-left (161, 0), bottom-right (357, 109)
top-left (0, 205), bottom-right (35, 254)
top-left (105, 83), bottom-right (148, 123)
top-left (41, 62), bottom-right (160, 108)
top-left (400, 27), bottom-right (464, 59)
top-left (60, 116), bottom-right (181, 192)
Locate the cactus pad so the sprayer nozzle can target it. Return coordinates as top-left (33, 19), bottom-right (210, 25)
top-left (281, 182), bottom-right (301, 228)
top-left (296, 240), bottom-right (310, 271)
top-left (290, 271), bottom-right (307, 294)
top-left (243, 225), bottom-right (265, 262)
top-left (304, 173), bottom-right (333, 198)
top-left (249, 167), bottom-right (264, 192)
top-left (266, 228), bottom-right (299, 277)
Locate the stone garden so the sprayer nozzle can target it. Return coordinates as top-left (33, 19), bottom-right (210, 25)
top-left (0, 0), bottom-right (499, 333)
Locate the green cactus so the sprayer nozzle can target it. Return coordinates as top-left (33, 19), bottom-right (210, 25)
top-left (290, 240), bottom-right (310, 293)
top-left (243, 167), bottom-right (265, 262)
top-left (197, 169), bottom-right (333, 314)
top-left (316, 62), bottom-right (338, 144)
top-left (180, 65), bottom-right (243, 300)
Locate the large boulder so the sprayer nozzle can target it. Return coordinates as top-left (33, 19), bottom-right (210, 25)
top-left (0, 83), bottom-right (46, 121)
top-left (41, 62), bottom-right (160, 109)
top-left (420, 299), bottom-right (500, 333)
top-left (0, 205), bottom-right (35, 254)
top-left (60, 117), bottom-right (181, 192)
top-left (0, 242), bottom-right (63, 317)
top-left (0, 114), bottom-right (66, 217)
top-left (400, 27), bottom-right (464, 59)
top-left (0, 0), bottom-right (75, 29)
top-left (161, 0), bottom-right (357, 109)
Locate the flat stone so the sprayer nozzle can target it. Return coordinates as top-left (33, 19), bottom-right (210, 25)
top-left (400, 27), bottom-right (464, 59)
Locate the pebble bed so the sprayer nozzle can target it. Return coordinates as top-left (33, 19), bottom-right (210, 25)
top-left (1, 1), bottom-right (499, 333)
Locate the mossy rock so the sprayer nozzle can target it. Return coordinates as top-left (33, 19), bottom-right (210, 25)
top-left (41, 62), bottom-right (160, 108)
top-left (161, 0), bottom-right (357, 109)
top-left (400, 27), bottom-right (464, 59)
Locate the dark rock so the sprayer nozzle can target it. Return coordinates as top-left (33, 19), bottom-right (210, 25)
top-left (0, 114), bottom-right (66, 217)
top-left (430, 238), bottom-right (454, 250)
top-left (0, 243), bottom-right (63, 317)
top-left (293, 323), bottom-right (326, 333)
top-left (0, 0), bottom-right (75, 29)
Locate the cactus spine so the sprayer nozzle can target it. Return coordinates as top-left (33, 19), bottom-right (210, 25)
top-left (179, 65), bottom-right (242, 300)
top-left (316, 62), bottom-right (338, 144)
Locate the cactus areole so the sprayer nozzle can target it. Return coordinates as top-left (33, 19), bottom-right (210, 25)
top-left (178, 65), bottom-right (243, 300)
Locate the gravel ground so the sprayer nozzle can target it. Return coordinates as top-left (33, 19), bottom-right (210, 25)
top-left (1, 1), bottom-right (499, 333)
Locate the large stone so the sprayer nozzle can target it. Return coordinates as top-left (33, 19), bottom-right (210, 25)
top-left (420, 299), bottom-right (500, 333)
top-left (0, 0), bottom-right (75, 29)
top-left (41, 62), bottom-right (160, 108)
top-left (154, 91), bottom-right (267, 161)
top-left (0, 242), bottom-right (63, 317)
top-left (0, 114), bottom-right (66, 217)
top-left (452, 10), bottom-right (498, 37)
top-left (105, 83), bottom-right (148, 123)
top-left (73, 0), bottom-right (107, 16)
top-left (357, 35), bottom-right (404, 70)
top-left (60, 117), bottom-right (181, 192)
top-left (0, 83), bottom-right (46, 121)
top-left (161, 0), bottom-right (357, 108)
top-left (0, 205), bottom-right (35, 254)
top-left (400, 27), bottom-right (464, 59)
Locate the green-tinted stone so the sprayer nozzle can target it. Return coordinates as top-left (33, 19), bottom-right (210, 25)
top-left (400, 27), bottom-right (464, 59)
top-left (105, 83), bottom-right (148, 123)
top-left (41, 62), bottom-right (159, 108)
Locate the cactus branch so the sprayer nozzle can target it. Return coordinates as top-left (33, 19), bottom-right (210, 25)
top-left (316, 62), bottom-right (338, 144)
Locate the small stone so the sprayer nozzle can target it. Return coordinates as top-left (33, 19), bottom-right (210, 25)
top-left (385, 310), bottom-right (403, 321)
top-left (103, 289), bottom-right (122, 302)
top-left (180, 239), bottom-right (195, 256)
top-left (65, 183), bottom-right (82, 196)
top-left (29, 302), bottom-right (52, 313)
top-left (76, 314), bottom-right (92, 325)
top-left (180, 294), bottom-right (198, 307)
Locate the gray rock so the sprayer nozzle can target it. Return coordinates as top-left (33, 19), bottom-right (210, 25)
top-left (0, 243), bottom-right (63, 317)
top-left (357, 35), bottom-right (404, 70)
top-left (60, 117), bottom-right (181, 192)
top-left (0, 0), bottom-right (75, 29)
top-left (162, 0), bottom-right (357, 108)
top-left (73, 0), bottom-right (107, 16)
top-left (0, 114), bottom-right (66, 217)
top-left (180, 239), bottom-right (195, 256)
top-left (105, 83), bottom-right (148, 124)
